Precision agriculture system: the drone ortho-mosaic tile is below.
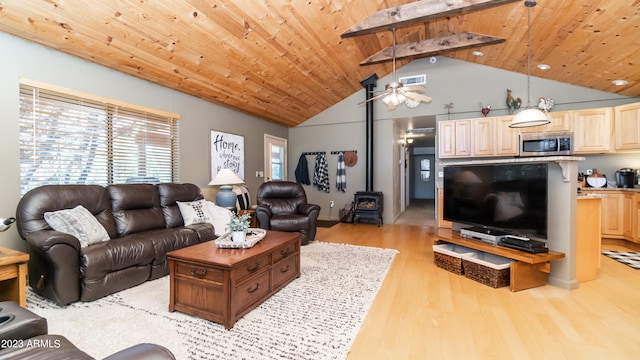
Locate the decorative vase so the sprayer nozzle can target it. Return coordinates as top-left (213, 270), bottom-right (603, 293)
top-left (232, 231), bottom-right (246, 243)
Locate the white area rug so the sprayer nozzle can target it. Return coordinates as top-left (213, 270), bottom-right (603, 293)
top-left (26, 242), bottom-right (398, 360)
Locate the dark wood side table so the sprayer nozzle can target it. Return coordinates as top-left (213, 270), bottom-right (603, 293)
top-left (237, 209), bottom-right (257, 228)
top-left (0, 247), bottom-right (30, 307)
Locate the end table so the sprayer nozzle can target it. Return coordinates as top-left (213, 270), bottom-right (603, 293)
top-left (0, 247), bottom-right (29, 307)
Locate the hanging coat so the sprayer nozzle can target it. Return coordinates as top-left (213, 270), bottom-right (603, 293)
top-left (295, 154), bottom-right (310, 185)
top-left (313, 153), bottom-right (330, 193)
top-left (336, 152), bottom-right (346, 192)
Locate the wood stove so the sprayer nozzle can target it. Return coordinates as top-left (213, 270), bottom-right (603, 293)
top-left (354, 191), bottom-right (383, 226)
top-left (352, 74), bottom-right (384, 227)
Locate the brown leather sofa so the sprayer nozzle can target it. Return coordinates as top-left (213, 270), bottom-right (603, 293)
top-left (16, 183), bottom-right (216, 306)
top-left (0, 301), bottom-right (175, 359)
top-left (255, 181), bottom-right (320, 245)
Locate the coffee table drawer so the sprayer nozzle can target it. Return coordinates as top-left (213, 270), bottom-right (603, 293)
top-left (234, 270), bottom-right (271, 313)
top-left (273, 254), bottom-right (298, 288)
top-left (272, 242), bottom-right (297, 263)
top-left (232, 253), bottom-right (270, 281)
top-left (175, 261), bottom-right (223, 283)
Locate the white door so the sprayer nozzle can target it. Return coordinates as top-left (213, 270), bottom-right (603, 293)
top-left (264, 134), bottom-right (287, 181)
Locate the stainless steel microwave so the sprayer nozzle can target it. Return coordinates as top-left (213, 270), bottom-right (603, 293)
top-left (519, 132), bottom-right (574, 157)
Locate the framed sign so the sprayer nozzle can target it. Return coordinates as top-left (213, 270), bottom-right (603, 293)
top-left (210, 130), bottom-right (244, 181)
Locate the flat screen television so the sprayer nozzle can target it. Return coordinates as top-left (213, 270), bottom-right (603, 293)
top-left (443, 162), bottom-right (548, 239)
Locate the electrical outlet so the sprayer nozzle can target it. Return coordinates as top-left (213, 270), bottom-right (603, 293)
top-left (586, 169), bottom-right (593, 175)
top-left (330, 201), bottom-right (335, 208)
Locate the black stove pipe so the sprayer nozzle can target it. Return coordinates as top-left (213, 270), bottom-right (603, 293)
top-left (360, 74), bottom-right (378, 192)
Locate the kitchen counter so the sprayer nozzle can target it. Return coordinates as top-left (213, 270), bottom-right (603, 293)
top-left (581, 186), bottom-right (640, 192)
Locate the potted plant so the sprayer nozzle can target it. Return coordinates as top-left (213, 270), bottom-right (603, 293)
top-left (228, 212), bottom-right (251, 242)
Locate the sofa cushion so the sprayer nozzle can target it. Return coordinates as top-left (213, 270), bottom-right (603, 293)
top-left (80, 236), bottom-right (156, 279)
top-left (16, 184), bottom-right (118, 240)
top-left (108, 184), bottom-right (166, 236)
top-left (157, 183), bottom-right (204, 228)
top-left (44, 205), bottom-right (110, 248)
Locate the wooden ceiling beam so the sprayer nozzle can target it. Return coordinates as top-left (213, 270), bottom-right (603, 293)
top-left (360, 32), bottom-right (505, 65)
top-left (341, 0), bottom-right (520, 38)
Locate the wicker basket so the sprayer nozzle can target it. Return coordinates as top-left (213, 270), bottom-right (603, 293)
top-left (433, 244), bottom-right (477, 275)
top-left (462, 253), bottom-right (511, 288)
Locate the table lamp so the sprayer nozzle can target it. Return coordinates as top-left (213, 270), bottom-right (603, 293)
top-left (209, 169), bottom-right (245, 210)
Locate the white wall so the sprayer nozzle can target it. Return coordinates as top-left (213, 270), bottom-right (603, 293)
top-left (292, 55), bottom-right (638, 223)
top-left (0, 33), bottom-right (288, 251)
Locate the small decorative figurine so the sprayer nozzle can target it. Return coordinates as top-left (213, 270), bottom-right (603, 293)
top-left (538, 97), bottom-right (554, 112)
top-left (506, 89), bottom-right (522, 114)
top-left (480, 103), bottom-right (491, 117)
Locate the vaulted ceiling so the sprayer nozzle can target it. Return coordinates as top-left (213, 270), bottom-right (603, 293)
top-left (0, 0), bottom-right (637, 127)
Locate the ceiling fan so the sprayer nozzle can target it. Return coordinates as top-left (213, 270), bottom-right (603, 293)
top-left (360, 28), bottom-right (432, 111)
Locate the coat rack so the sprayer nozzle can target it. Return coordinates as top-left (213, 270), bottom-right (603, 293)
top-left (330, 150), bottom-right (357, 155)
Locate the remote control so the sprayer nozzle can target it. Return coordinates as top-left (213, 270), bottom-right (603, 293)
top-left (505, 234), bottom-right (530, 242)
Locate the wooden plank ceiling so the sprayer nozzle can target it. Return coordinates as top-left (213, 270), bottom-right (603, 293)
top-left (0, 0), bottom-right (638, 127)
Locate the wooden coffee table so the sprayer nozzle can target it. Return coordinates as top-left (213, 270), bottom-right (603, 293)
top-left (167, 230), bottom-right (301, 329)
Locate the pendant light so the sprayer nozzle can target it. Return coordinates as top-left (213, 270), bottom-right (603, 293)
top-left (510, 1), bottom-right (550, 128)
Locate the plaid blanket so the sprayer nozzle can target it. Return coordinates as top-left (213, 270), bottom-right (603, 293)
top-left (313, 153), bottom-right (330, 192)
top-left (336, 152), bottom-right (346, 192)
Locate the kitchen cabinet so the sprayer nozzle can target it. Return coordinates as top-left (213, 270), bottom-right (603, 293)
top-left (472, 116), bottom-right (519, 157)
top-left (572, 107), bottom-right (613, 154)
top-left (520, 110), bottom-right (572, 134)
top-left (495, 116), bottom-right (520, 156)
top-left (438, 119), bottom-right (471, 158)
top-left (601, 191), bottom-right (624, 238)
top-left (614, 102), bottom-right (640, 151)
top-left (623, 193), bottom-right (635, 239)
top-left (582, 190), bottom-right (640, 244)
top-left (472, 117), bottom-right (493, 157)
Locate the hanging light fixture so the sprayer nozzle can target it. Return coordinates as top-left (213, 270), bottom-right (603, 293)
top-left (382, 28), bottom-right (407, 109)
top-left (510, 1), bottom-right (550, 128)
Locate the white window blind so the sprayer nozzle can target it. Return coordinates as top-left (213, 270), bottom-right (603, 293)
top-left (19, 81), bottom-right (179, 195)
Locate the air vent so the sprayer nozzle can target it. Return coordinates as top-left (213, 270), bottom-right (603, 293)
top-left (398, 74), bottom-right (426, 86)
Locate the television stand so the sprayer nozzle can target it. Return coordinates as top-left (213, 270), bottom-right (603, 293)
top-left (435, 230), bottom-right (565, 292)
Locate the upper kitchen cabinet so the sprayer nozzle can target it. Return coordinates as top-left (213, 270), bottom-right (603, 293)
top-left (495, 116), bottom-right (520, 156)
top-left (572, 107), bottom-right (613, 154)
top-left (520, 110), bottom-right (572, 134)
top-left (438, 119), bottom-right (472, 158)
top-left (614, 102), bottom-right (640, 151)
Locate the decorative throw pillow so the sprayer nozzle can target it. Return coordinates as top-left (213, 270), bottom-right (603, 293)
top-left (44, 205), bottom-right (110, 248)
top-left (177, 199), bottom-right (216, 226)
top-left (205, 201), bottom-right (233, 236)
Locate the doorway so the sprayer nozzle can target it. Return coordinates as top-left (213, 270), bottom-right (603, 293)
top-left (394, 115), bottom-right (437, 226)
top-left (264, 134), bottom-right (287, 182)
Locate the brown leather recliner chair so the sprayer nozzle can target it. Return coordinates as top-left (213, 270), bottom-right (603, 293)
top-left (255, 181), bottom-right (320, 245)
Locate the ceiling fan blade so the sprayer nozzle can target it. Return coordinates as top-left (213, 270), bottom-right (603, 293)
top-left (357, 91), bottom-right (391, 105)
top-left (404, 91), bottom-right (433, 104)
top-left (386, 101), bottom-right (398, 111)
top-left (403, 85), bottom-right (425, 92)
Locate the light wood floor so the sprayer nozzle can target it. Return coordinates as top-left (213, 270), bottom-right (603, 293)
top-left (317, 223), bottom-right (640, 360)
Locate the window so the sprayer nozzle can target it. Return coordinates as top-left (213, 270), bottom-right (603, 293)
top-left (19, 80), bottom-right (179, 195)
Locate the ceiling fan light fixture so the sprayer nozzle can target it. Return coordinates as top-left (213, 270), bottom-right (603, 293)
top-left (510, 0), bottom-right (550, 128)
top-left (405, 98), bottom-right (421, 108)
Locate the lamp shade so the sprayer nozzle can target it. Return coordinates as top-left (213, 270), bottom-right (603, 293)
top-left (509, 108), bottom-right (550, 128)
top-left (208, 169), bottom-right (244, 186)
top-left (209, 169), bottom-right (244, 209)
